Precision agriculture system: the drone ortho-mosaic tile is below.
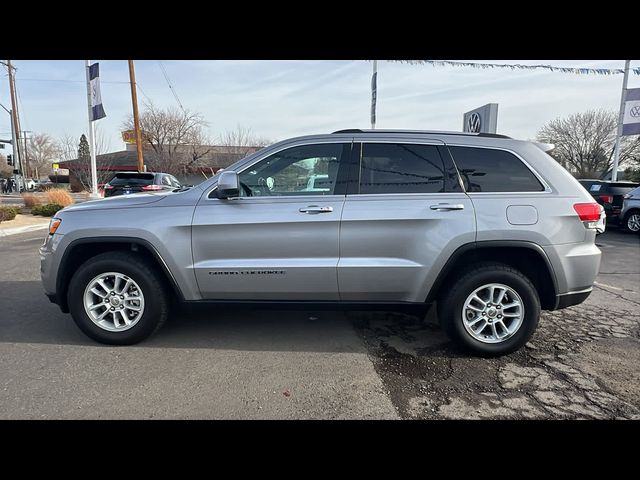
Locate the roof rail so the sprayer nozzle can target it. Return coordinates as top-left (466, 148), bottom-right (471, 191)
top-left (331, 129), bottom-right (512, 139)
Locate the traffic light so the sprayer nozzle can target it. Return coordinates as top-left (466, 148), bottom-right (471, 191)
top-left (6, 154), bottom-right (12, 166)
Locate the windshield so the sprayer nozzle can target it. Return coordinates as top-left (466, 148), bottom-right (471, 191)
top-left (108, 173), bottom-right (155, 186)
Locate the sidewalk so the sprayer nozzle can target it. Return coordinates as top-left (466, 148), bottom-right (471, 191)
top-left (0, 214), bottom-right (50, 237)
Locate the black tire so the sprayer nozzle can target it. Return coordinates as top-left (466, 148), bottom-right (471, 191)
top-left (67, 251), bottom-right (170, 345)
top-left (437, 262), bottom-right (540, 357)
top-left (622, 210), bottom-right (640, 234)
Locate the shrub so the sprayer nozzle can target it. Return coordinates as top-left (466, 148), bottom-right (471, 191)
top-left (46, 188), bottom-right (74, 207)
top-left (0, 205), bottom-right (19, 223)
top-left (22, 193), bottom-right (44, 208)
top-left (31, 203), bottom-right (63, 217)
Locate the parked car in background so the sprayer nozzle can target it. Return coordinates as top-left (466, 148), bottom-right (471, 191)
top-left (578, 179), bottom-right (640, 227)
top-left (620, 185), bottom-right (640, 233)
top-left (24, 178), bottom-right (37, 191)
top-left (103, 172), bottom-right (182, 198)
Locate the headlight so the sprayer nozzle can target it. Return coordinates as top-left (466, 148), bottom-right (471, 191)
top-left (48, 218), bottom-right (62, 235)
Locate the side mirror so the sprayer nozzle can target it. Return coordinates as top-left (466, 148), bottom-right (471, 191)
top-left (216, 171), bottom-right (240, 199)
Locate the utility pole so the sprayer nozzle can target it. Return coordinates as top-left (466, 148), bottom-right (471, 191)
top-left (6, 60), bottom-right (25, 179)
top-left (611, 60), bottom-right (630, 182)
top-left (22, 131), bottom-right (31, 178)
top-left (128, 60), bottom-right (145, 172)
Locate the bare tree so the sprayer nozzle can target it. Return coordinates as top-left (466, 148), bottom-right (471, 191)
top-left (0, 154), bottom-right (12, 179)
top-left (64, 134), bottom-right (115, 192)
top-left (122, 101), bottom-right (210, 175)
top-left (25, 133), bottom-right (61, 178)
top-left (58, 133), bottom-right (78, 162)
top-left (537, 109), bottom-right (640, 178)
top-left (218, 125), bottom-right (271, 156)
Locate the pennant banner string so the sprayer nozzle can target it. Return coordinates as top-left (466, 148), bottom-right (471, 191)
top-left (396, 60), bottom-right (640, 76)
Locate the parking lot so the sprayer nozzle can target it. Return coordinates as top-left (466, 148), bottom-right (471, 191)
top-left (0, 227), bottom-right (638, 419)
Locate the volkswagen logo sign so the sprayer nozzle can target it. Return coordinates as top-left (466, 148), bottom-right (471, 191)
top-left (467, 112), bottom-right (482, 133)
top-left (630, 105), bottom-right (640, 118)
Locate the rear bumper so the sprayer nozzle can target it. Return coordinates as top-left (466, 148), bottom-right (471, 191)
top-left (553, 288), bottom-right (592, 310)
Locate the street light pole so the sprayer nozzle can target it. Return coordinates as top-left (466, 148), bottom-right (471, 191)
top-left (6, 60), bottom-right (24, 179)
top-left (0, 102), bottom-right (22, 184)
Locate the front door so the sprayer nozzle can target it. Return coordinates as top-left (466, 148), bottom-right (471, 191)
top-left (192, 142), bottom-right (351, 300)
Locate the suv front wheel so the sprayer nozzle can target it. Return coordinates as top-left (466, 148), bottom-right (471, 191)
top-left (67, 251), bottom-right (169, 345)
top-left (438, 262), bottom-right (540, 357)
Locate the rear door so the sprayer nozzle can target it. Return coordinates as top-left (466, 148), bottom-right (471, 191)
top-left (192, 141), bottom-right (352, 300)
top-left (338, 139), bottom-right (476, 302)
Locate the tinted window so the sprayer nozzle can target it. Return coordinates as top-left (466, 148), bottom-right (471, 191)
top-left (169, 175), bottom-right (181, 187)
top-left (359, 143), bottom-right (445, 194)
top-left (109, 173), bottom-right (155, 186)
top-left (449, 146), bottom-right (544, 192)
top-left (238, 144), bottom-right (346, 197)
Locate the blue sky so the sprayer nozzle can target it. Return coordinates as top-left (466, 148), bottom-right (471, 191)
top-left (0, 60), bottom-right (638, 154)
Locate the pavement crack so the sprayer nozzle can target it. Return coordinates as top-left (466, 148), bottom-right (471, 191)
top-left (594, 284), bottom-right (640, 308)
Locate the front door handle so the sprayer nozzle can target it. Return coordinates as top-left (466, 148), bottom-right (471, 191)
top-left (299, 205), bottom-right (333, 214)
top-left (429, 203), bottom-right (465, 211)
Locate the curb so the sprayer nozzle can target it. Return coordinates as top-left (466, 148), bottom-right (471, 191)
top-left (0, 223), bottom-right (49, 237)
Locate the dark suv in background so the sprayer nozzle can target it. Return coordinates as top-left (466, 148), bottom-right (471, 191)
top-left (578, 180), bottom-right (640, 227)
top-left (103, 172), bottom-right (182, 198)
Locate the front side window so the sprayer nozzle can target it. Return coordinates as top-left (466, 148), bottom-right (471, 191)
top-left (449, 146), bottom-right (544, 192)
top-left (359, 143), bottom-right (445, 194)
top-left (161, 175), bottom-right (172, 186)
top-left (238, 144), bottom-right (346, 197)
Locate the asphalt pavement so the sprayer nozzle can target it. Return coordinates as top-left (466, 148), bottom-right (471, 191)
top-left (0, 229), bottom-right (396, 419)
top-left (0, 227), bottom-right (638, 419)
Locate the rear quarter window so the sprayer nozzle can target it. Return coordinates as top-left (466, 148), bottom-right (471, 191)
top-left (448, 146), bottom-right (545, 193)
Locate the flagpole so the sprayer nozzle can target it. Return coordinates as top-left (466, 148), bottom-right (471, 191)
top-left (371, 60), bottom-right (377, 129)
top-left (85, 60), bottom-right (99, 198)
top-left (611, 60), bottom-right (630, 182)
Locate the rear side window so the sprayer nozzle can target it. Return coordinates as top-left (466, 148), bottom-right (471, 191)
top-left (449, 146), bottom-right (544, 192)
top-left (359, 143), bottom-right (445, 194)
top-left (108, 173), bottom-right (155, 186)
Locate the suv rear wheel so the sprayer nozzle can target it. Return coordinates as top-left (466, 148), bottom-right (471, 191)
top-left (67, 251), bottom-right (169, 345)
top-left (438, 262), bottom-right (540, 357)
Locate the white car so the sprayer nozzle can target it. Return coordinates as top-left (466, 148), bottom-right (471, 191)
top-left (24, 178), bottom-right (37, 191)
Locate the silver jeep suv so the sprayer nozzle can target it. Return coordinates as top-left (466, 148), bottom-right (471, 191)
top-left (39, 130), bottom-right (603, 356)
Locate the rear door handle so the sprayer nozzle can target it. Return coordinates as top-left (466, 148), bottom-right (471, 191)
top-left (299, 205), bottom-right (334, 214)
top-left (429, 203), bottom-right (465, 211)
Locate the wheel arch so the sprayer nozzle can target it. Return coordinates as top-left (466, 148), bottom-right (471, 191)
top-left (425, 241), bottom-right (559, 311)
top-left (56, 237), bottom-right (185, 313)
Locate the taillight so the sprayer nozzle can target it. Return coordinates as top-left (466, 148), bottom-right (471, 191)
top-left (142, 184), bottom-right (163, 191)
top-left (573, 203), bottom-right (601, 222)
top-left (599, 194), bottom-right (613, 204)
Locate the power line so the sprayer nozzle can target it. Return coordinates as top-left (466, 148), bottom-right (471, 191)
top-left (15, 78), bottom-right (130, 84)
top-left (136, 82), bottom-right (154, 105)
top-left (158, 61), bottom-right (186, 112)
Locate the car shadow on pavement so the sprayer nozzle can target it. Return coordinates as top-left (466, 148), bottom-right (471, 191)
top-left (0, 281), bottom-right (455, 354)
